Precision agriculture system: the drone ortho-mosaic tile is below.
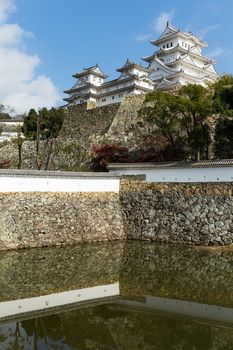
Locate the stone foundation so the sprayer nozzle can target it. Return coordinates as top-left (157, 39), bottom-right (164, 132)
top-left (1, 178), bottom-right (233, 250)
top-left (0, 192), bottom-right (125, 250)
top-left (120, 180), bottom-right (233, 246)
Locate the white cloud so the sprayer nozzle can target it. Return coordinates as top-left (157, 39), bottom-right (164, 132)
top-left (198, 25), bottom-right (220, 39)
top-left (0, 0), bottom-right (15, 23)
top-left (4, 76), bottom-right (60, 113)
top-left (135, 33), bottom-right (151, 42)
top-left (0, 0), bottom-right (60, 114)
top-left (135, 11), bottom-right (174, 43)
top-left (0, 23), bottom-right (33, 46)
top-left (153, 11), bottom-right (174, 33)
top-left (207, 47), bottom-right (224, 58)
top-left (207, 46), bottom-right (233, 60)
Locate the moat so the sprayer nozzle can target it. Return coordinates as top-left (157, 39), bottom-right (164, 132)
top-left (0, 241), bottom-right (232, 349)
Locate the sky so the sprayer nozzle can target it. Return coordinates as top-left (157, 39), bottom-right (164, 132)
top-left (0, 0), bottom-right (232, 114)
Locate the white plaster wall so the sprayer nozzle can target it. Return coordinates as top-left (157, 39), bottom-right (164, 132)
top-left (109, 166), bottom-right (233, 183)
top-left (0, 132), bottom-right (18, 142)
top-left (0, 122), bottom-right (23, 126)
top-left (177, 38), bottom-right (194, 49)
top-left (90, 74), bottom-right (103, 86)
top-left (131, 68), bottom-right (148, 77)
top-left (191, 56), bottom-right (205, 68)
top-left (162, 53), bottom-right (178, 63)
top-left (136, 80), bottom-right (154, 89)
top-left (97, 92), bottom-right (126, 107)
top-left (0, 176), bottom-right (120, 193)
top-left (206, 65), bottom-right (217, 73)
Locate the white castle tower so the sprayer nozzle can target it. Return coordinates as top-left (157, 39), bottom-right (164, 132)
top-left (64, 61), bottom-right (154, 108)
top-left (63, 65), bottom-right (108, 106)
top-left (64, 22), bottom-right (219, 107)
top-left (142, 21), bottom-right (219, 90)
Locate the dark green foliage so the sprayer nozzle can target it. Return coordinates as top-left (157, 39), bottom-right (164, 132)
top-left (214, 118), bottom-right (233, 159)
top-left (22, 108), bottom-right (38, 139)
top-left (40, 108), bottom-right (65, 139)
top-left (22, 108), bottom-right (65, 140)
top-left (140, 91), bottom-right (185, 159)
top-left (178, 85), bottom-right (213, 160)
top-left (140, 85), bottom-right (213, 161)
top-left (213, 74), bottom-right (233, 114)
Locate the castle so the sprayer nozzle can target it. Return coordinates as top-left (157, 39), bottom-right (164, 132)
top-left (64, 22), bottom-right (219, 108)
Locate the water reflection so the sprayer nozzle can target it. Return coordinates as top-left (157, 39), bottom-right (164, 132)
top-left (0, 242), bottom-right (123, 302)
top-left (1, 304), bottom-right (233, 349)
top-left (0, 241), bottom-right (232, 349)
top-left (120, 242), bottom-right (233, 307)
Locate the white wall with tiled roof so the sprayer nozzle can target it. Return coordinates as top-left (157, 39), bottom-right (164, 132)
top-left (108, 163), bottom-right (233, 183)
top-left (0, 172), bottom-right (120, 192)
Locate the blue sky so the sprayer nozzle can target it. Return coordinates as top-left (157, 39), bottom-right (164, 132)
top-left (0, 0), bottom-right (232, 113)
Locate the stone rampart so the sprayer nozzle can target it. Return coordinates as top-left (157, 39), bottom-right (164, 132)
top-left (53, 103), bottom-right (120, 171)
top-left (0, 96), bottom-right (155, 171)
top-left (0, 191), bottom-right (124, 250)
top-left (120, 179), bottom-right (233, 246)
top-left (0, 171), bottom-right (233, 250)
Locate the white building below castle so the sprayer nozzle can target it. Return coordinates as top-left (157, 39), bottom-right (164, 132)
top-left (64, 22), bottom-right (219, 108)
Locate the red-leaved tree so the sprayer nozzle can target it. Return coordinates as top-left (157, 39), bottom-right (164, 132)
top-left (0, 159), bottom-right (11, 169)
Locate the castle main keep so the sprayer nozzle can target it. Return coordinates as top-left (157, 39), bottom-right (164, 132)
top-left (64, 22), bottom-right (219, 108)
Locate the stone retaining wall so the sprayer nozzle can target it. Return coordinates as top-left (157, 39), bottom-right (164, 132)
top-left (1, 178), bottom-right (233, 250)
top-left (53, 103), bottom-right (120, 171)
top-left (0, 192), bottom-right (124, 250)
top-left (120, 179), bottom-right (233, 246)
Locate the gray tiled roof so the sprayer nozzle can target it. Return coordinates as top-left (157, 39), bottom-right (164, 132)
top-left (0, 169), bottom-right (120, 179)
top-left (108, 159), bottom-right (233, 169)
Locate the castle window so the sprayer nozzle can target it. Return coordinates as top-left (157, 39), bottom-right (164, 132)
top-left (102, 98), bottom-right (106, 102)
top-left (167, 43), bottom-right (169, 48)
top-left (163, 45), bottom-right (165, 49)
top-left (171, 42), bottom-right (173, 47)
top-left (112, 96), bottom-right (115, 100)
top-left (119, 94), bottom-right (123, 98)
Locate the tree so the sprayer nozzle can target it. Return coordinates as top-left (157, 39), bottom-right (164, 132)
top-left (140, 86), bottom-right (214, 161)
top-left (0, 159), bottom-right (10, 169)
top-left (40, 107), bottom-right (64, 139)
top-left (22, 107), bottom-right (65, 170)
top-left (16, 124), bottom-right (24, 169)
top-left (212, 75), bottom-right (233, 159)
top-left (22, 108), bottom-right (38, 140)
top-left (22, 108), bottom-right (65, 141)
top-left (140, 91), bottom-right (185, 159)
top-left (213, 74), bottom-right (233, 114)
top-left (214, 118), bottom-right (233, 158)
top-left (178, 84), bottom-right (213, 160)
top-left (0, 104), bottom-right (12, 120)
top-left (91, 144), bottom-right (129, 171)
